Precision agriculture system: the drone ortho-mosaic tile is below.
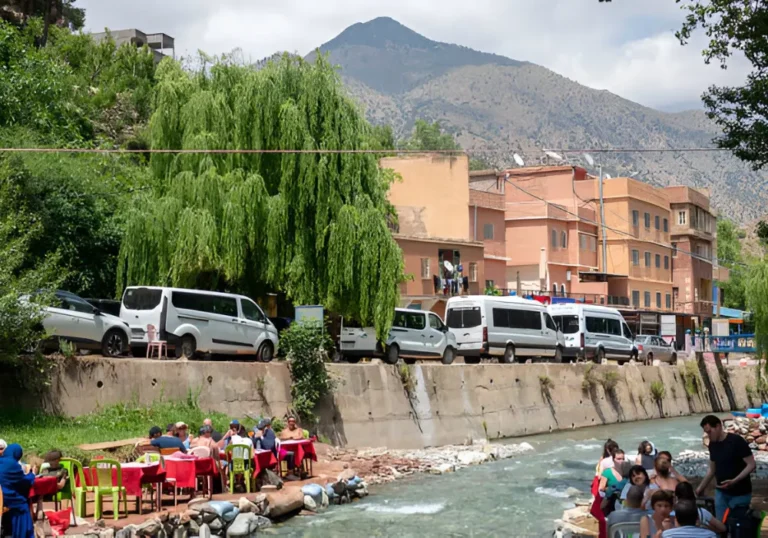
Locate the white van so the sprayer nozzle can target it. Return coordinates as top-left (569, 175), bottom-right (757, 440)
top-left (120, 287), bottom-right (278, 361)
top-left (547, 304), bottom-right (636, 363)
top-left (445, 295), bottom-right (564, 364)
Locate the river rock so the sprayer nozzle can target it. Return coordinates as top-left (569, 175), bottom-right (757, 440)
top-left (136, 518), bottom-right (162, 536)
top-left (457, 451), bottom-right (489, 466)
top-left (198, 524), bottom-right (211, 538)
top-left (173, 528), bottom-right (188, 538)
top-left (303, 495), bottom-right (317, 511)
top-left (430, 463), bottom-right (455, 474)
top-left (566, 487), bottom-right (582, 497)
top-left (266, 487), bottom-right (305, 518)
top-left (189, 519), bottom-right (200, 535)
top-left (208, 518), bottom-right (224, 533)
top-left (225, 512), bottom-right (269, 537)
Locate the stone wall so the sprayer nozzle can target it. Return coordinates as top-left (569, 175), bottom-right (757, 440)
top-left (1, 357), bottom-right (755, 449)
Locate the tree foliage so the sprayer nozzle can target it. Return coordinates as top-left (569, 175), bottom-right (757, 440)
top-left (717, 218), bottom-right (746, 310)
top-left (401, 119), bottom-right (461, 151)
top-left (0, 0), bottom-right (85, 31)
top-left (118, 54), bottom-right (403, 338)
top-left (747, 258), bottom-right (768, 361)
top-left (676, 0), bottom-right (768, 168)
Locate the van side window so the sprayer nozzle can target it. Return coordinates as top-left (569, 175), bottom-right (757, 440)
top-left (586, 316), bottom-right (620, 335)
top-left (241, 299), bottom-right (266, 322)
top-left (123, 288), bottom-right (162, 310)
top-left (428, 314), bottom-right (442, 329)
top-left (605, 318), bottom-right (621, 336)
top-left (406, 313), bottom-right (426, 330)
top-left (446, 307), bottom-right (481, 328)
top-left (393, 311), bottom-right (407, 328)
top-left (622, 323), bottom-right (633, 339)
top-left (172, 292), bottom-right (238, 317)
top-left (544, 313), bottom-right (557, 331)
top-left (494, 308), bottom-right (541, 330)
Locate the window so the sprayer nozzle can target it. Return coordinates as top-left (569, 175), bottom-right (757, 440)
top-left (122, 288), bottom-right (162, 311)
top-left (544, 313), bottom-right (557, 332)
top-left (492, 308), bottom-right (541, 330)
top-left (586, 316), bottom-right (621, 335)
top-left (469, 262), bottom-right (478, 283)
top-left (644, 212), bottom-right (651, 228)
top-left (678, 210), bottom-right (686, 225)
top-left (672, 243), bottom-right (677, 258)
top-left (644, 252), bottom-right (651, 267)
top-left (551, 229), bottom-right (558, 249)
top-left (560, 284), bottom-right (566, 295)
top-left (664, 256), bottom-right (669, 270)
top-left (623, 323), bottom-right (633, 339)
top-left (644, 291), bottom-right (651, 308)
top-left (241, 299), bottom-right (266, 323)
top-left (420, 258), bottom-right (430, 279)
top-left (428, 313), bottom-right (443, 330)
top-left (446, 307), bottom-right (481, 329)
top-left (656, 292), bottom-right (662, 308)
top-left (666, 294), bottom-right (671, 309)
top-left (561, 231), bottom-right (567, 248)
top-left (552, 283), bottom-right (558, 295)
top-left (632, 250), bottom-right (640, 266)
top-left (632, 290), bottom-right (640, 307)
top-left (57, 293), bottom-right (95, 314)
top-left (632, 210), bottom-right (639, 226)
top-left (590, 236), bottom-right (597, 251)
top-left (655, 254), bottom-right (661, 268)
top-left (655, 215), bottom-right (660, 230)
top-left (172, 291), bottom-right (238, 317)
top-left (405, 312), bottom-right (426, 330)
top-left (579, 234), bottom-right (586, 249)
top-left (663, 218), bottom-right (668, 232)
top-left (483, 223), bottom-right (494, 240)
top-left (553, 315), bottom-right (579, 333)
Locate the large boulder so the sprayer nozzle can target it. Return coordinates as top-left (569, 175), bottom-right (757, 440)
top-left (266, 487), bottom-right (305, 518)
top-left (226, 513), bottom-right (271, 537)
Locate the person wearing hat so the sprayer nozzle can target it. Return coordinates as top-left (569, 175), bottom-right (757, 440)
top-left (150, 424), bottom-right (187, 453)
top-left (191, 425), bottom-right (219, 452)
top-left (255, 418), bottom-right (277, 455)
top-left (203, 418), bottom-right (223, 443)
top-left (219, 419), bottom-right (253, 449)
top-left (175, 422), bottom-right (190, 449)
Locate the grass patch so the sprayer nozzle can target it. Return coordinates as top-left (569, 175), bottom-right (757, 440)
top-left (582, 364), bottom-right (599, 392)
top-left (0, 394), bottom-right (249, 464)
top-left (398, 363), bottom-right (416, 396)
top-left (681, 360), bottom-right (701, 397)
top-left (600, 371), bottom-right (620, 394)
top-left (650, 381), bottom-right (666, 402)
top-left (539, 374), bottom-right (554, 400)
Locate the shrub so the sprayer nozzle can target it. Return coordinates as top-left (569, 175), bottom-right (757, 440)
top-left (398, 363), bottom-right (415, 397)
top-left (600, 371), bottom-right (620, 393)
top-left (650, 381), bottom-right (666, 402)
top-left (582, 363), bottom-right (599, 392)
top-left (280, 320), bottom-right (335, 420)
top-left (681, 360), bottom-right (701, 397)
top-left (539, 375), bottom-right (554, 391)
top-left (59, 338), bottom-right (77, 359)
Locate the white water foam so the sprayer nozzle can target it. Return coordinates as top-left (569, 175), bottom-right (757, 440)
top-left (574, 443), bottom-right (601, 450)
top-left (534, 487), bottom-right (570, 499)
top-left (547, 470), bottom-right (570, 477)
top-left (669, 436), bottom-right (702, 443)
top-left (362, 502), bottom-right (446, 515)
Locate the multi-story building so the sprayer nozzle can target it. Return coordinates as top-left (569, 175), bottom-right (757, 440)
top-left (383, 155), bottom-right (484, 316)
top-left (468, 170), bottom-right (507, 291)
top-left (91, 29), bottom-right (175, 62)
top-left (664, 186), bottom-right (717, 320)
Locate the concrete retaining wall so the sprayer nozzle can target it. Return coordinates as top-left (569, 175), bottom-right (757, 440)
top-left (1, 357), bottom-right (755, 449)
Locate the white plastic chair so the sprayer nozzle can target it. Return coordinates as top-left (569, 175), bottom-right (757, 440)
top-left (608, 521), bottom-right (641, 538)
top-left (146, 325), bottom-right (167, 359)
top-left (189, 446), bottom-right (211, 458)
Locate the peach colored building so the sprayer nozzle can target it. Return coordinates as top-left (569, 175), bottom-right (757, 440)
top-left (664, 186), bottom-right (717, 320)
top-left (468, 170), bottom-right (508, 291)
top-left (383, 155), bottom-right (484, 314)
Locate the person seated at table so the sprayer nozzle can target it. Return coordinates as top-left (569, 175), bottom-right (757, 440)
top-left (191, 425), bottom-right (219, 454)
top-left (255, 418), bottom-right (277, 454)
top-left (150, 424), bottom-right (187, 453)
top-left (203, 418), bottom-right (223, 443)
top-left (280, 416), bottom-right (304, 441)
top-left (219, 419), bottom-right (246, 449)
top-left (661, 499), bottom-right (717, 538)
top-left (673, 482), bottom-right (726, 534)
top-left (640, 490), bottom-right (674, 538)
top-left (36, 450), bottom-right (68, 491)
top-left (0, 443), bottom-right (36, 538)
top-left (175, 422), bottom-right (191, 449)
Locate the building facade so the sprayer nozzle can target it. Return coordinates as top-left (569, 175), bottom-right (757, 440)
top-left (91, 29), bottom-right (175, 62)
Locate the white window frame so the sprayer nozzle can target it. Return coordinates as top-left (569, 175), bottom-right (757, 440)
top-left (632, 250), bottom-right (640, 266)
top-left (469, 262), bottom-right (478, 283)
top-left (421, 258), bottom-right (431, 279)
top-left (678, 210), bottom-right (687, 225)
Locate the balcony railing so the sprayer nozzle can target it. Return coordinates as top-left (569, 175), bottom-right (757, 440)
top-left (497, 289), bottom-right (630, 306)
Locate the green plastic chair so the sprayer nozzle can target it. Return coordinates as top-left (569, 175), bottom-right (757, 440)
top-left (225, 444), bottom-right (253, 494)
top-left (302, 429), bottom-right (309, 440)
top-left (60, 457), bottom-right (91, 518)
top-left (92, 459), bottom-right (128, 520)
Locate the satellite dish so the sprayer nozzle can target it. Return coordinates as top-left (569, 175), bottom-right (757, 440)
top-left (605, 173), bottom-right (612, 179)
top-left (513, 153), bottom-right (525, 167)
top-left (545, 151), bottom-right (563, 161)
top-left (583, 153), bottom-right (595, 167)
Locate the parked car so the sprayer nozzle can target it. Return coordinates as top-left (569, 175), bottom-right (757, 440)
top-left (84, 298), bottom-right (121, 317)
top-left (339, 308), bottom-right (457, 365)
top-left (40, 290), bottom-right (131, 357)
top-left (548, 304), bottom-right (636, 364)
top-left (635, 335), bottom-right (678, 365)
top-left (445, 295), bottom-right (564, 364)
top-left (119, 286), bottom-right (278, 361)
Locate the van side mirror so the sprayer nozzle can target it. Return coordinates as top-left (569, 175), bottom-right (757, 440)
top-left (93, 307), bottom-right (101, 316)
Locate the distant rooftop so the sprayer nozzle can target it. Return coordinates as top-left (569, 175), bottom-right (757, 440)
top-left (91, 29), bottom-right (175, 62)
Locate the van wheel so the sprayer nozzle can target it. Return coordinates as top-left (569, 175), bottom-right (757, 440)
top-left (442, 347), bottom-right (456, 365)
top-left (258, 342), bottom-right (274, 363)
top-left (101, 329), bottom-right (127, 358)
top-left (672, 352), bottom-right (678, 365)
top-left (178, 335), bottom-right (197, 360)
top-left (501, 344), bottom-right (515, 364)
top-left (595, 347), bottom-right (605, 364)
top-left (384, 344), bottom-right (399, 365)
top-left (553, 346), bottom-right (563, 363)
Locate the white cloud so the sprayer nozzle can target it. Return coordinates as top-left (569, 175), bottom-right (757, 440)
top-left (76, 0), bottom-right (752, 111)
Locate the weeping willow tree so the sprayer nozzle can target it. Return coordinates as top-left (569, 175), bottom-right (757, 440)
top-left (118, 54), bottom-right (403, 338)
top-left (747, 258), bottom-right (768, 369)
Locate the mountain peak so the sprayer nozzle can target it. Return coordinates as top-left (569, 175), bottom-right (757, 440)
top-left (322, 17), bottom-right (434, 50)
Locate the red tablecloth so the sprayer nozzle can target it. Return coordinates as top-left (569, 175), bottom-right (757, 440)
top-left (253, 450), bottom-right (278, 474)
top-left (164, 457), bottom-right (216, 489)
top-left (82, 463), bottom-right (165, 497)
top-left (279, 440), bottom-right (317, 469)
top-left (29, 476), bottom-right (59, 498)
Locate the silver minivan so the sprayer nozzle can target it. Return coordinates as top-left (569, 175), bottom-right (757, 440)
top-left (548, 304), bottom-right (636, 363)
top-left (339, 308), bottom-right (458, 365)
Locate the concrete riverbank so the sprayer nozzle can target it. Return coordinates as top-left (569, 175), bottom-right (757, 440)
top-left (1, 357), bottom-right (755, 449)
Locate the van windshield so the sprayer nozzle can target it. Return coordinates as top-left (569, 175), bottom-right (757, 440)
top-left (122, 288), bottom-right (162, 310)
top-left (446, 307), bottom-right (481, 329)
top-left (553, 315), bottom-right (579, 334)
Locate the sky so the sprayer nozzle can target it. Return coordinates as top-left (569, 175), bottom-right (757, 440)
top-left (78, 0), bottom-right (750, 112)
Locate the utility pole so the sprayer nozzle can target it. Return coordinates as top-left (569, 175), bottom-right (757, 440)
top-left (598, 165), bottom-right (608, 272)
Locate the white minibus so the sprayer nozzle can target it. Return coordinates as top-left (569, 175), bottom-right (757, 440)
top-left (547, 303), bottom-right (636, 363)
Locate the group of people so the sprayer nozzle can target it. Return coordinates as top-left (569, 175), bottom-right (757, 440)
top-left (591, 415), bottom-right (757, 538)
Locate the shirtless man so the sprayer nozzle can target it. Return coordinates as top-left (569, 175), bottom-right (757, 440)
top-left (643, 451), bottom-right (688, 507)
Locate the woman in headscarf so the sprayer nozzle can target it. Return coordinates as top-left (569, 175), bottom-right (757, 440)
top-left (0, 443), bottom-right (36, 538)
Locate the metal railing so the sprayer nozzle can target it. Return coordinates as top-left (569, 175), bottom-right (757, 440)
top-left (497, 289), bottom-right (630, 306)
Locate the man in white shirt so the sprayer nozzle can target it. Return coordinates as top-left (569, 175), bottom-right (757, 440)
top-left (661, 500), bottom-right (716, 538)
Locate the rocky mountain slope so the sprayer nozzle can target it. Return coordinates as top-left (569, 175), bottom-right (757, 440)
top-left (308, 17), bottom-right (766, 222)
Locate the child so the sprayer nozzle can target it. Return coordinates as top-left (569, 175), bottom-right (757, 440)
top-left (640, 489), bottom-right (674, 538)
top-left (36, 450), bottom-right (68, 491)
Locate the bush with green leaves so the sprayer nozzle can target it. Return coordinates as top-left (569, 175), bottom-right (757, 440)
top-left (280, 320), bottom-right (335, 420)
